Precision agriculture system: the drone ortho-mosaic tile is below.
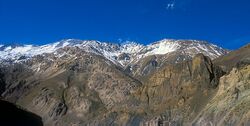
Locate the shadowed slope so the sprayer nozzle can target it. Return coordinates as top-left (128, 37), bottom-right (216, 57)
top-left (0, 100), bottom-right (43, 126)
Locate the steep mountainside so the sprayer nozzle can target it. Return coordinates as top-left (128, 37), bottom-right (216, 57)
top-left (0, 39), bottom-right (249, 126)
top-left (0, 47), bottom-right (143, 125)
top-left (193, 64), bottom-right (250, 126)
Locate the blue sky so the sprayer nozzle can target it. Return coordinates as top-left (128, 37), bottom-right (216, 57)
top-left (0, 0), bottom-right (250, 49)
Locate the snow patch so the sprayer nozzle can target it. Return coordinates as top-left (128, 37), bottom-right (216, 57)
top-left (4, 46), bottom-right (12, 51)
top-left (144, 40), bottom-right (180, 56)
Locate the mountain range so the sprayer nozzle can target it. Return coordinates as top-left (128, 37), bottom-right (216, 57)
top-left (0, 39), bottom-right (249, 126)
top-left (0, 39), bottom-right (227, 64)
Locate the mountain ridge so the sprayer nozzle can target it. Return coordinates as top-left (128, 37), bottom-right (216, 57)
top-left (0, 39), bottom-right (228, 67)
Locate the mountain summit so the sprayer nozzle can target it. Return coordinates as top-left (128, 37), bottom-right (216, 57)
top-left (0, 39), bottom-right (228, 66)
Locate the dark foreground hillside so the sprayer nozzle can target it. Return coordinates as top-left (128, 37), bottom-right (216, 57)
top-left (0, 100), bottom-right (43, 126)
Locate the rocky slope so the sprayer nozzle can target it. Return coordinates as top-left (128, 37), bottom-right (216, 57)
top-left (193, 63), bottom-right (250, 126)
top-left (214, 43), bottom-right (250, 72)
top-left (0, 39), bottom-right (249, 126)
top-left (0, 46), bottom-right (144, 125)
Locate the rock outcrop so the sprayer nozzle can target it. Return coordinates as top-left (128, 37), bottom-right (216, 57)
top-left (137, 54), bottom-right (225, 125)
top-left (193, 63), bottom-right (250, 126)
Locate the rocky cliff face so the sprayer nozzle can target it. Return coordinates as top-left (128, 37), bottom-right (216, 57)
top-left (193, 63), bottom-right (250, 126)
top-left (137, 44), bottom-right (250, 126)
top-left (135, 54), bottom-right (225, 126)
top-left (0, 40), bottom-right (249, 126)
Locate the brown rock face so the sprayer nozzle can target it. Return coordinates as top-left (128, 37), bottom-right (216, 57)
top-left (137, 54), bottom-right (224, 125)
top-left (193, 64), bottom-right (250, 126)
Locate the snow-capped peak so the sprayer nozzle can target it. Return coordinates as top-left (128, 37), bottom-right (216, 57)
top-left (143, 39), bottom-right (181, 55)
top-left (0, 39), bottom-right (228, 66)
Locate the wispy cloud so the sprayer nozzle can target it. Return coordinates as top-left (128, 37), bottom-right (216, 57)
top-left (166, 0), bottom-right (176, 10)
top-left (165, 0), bottom-right (193, 11)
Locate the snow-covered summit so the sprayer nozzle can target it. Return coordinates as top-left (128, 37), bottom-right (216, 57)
top-left (0, 39), bottom-right (228, 66)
